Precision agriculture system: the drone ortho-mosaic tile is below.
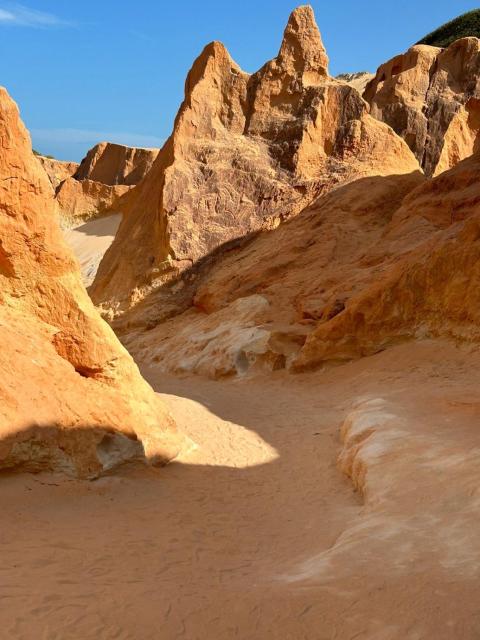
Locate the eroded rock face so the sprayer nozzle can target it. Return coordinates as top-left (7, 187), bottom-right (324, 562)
top-left (434, 97), bottom-right (480, 175)
top-left (122, 295), bottom-right (311, 378)
top-left (119, 169), bottom-right (424, 378)
top-left (130, 150), bottom-right (480, 378)
top-left (0, 87), bottom-right (189, 477)
top-left (90, 5), bottom-right (419, 315)
top-left (36, 155), bottom-right (79, 189)
top-left (73, 142), bottom-right (159, 186)
top-left (294, 152), bottom-right (480, 369)
top-left (51, 142), bottom-right (159, 228)
top-left (365, 37), bottom-right (480, 176)
top-left (55, 177), bottom-right (129, 228)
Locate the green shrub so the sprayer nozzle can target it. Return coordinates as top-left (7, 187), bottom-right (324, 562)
top-left (32, 148), bottom-right (55, 159)
top-left (418, 9), bottom-right (480, 48)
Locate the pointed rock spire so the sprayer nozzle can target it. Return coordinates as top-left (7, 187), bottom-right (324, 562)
top-left (278, 5), bottom-right (329, 80)
top-left (179, 40), bottom-right (249, 136)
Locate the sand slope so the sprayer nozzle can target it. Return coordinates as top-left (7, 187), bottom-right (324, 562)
top-left (63, 213), bottom-right (121, 286)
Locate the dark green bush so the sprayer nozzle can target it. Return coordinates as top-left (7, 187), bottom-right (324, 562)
top-left (418, 9), bottom-right (480, 48)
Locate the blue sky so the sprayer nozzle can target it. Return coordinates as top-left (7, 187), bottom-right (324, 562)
top-left (0, 1), bottom-right (478, 160)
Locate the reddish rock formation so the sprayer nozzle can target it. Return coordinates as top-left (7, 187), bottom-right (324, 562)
top-left (365, 37), bottom-right (480, 176)
top-left (52, 143), bottom-right (159, 228)
top-left (90, 5), bottom-right (419, 315)
top-left (120, 170), bottom-right (425, 377)
top-left (36, 155), bottom-right (78, 189)
top-left (125, 148), bottom-right (480, 377)
top-left (73, 142), bottom-right (159, 186)
top-left (294, 152), bottom-right (480, 369)
top-left (55, 177), bottom-right (129, 228)
top-left (434, 97), bottom-right (480, 175)
top-left (0, 86), bottom-right (189, 476)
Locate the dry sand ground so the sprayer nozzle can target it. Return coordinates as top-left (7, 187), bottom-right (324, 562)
top-left (2, 339), bottom-right (480, 639)
top-left (62, 213), bottom-right (121, 286)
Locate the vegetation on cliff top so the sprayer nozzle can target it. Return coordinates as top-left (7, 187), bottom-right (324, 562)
top-left (418, 9), bottom-right (480, 48)
top-left (33, 148), bottom-right (54, 159)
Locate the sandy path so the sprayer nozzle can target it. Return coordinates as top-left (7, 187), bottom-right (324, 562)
top-left (2, 340), bottom-right (480, 638)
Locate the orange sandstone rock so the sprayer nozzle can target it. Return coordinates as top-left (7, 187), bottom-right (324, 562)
top-left (73, 142), bottom-right (159, 186)
top-left (90, 6), bottom-right (419, 315)
top-left (36, 155), bottom-right (78, 189)
top-left (52, 142), bottom-right (159, 228)
top-left (365, 37), bottom-right (480, 176)
top-left (0, 86), bottom-right (189, 476)
top-left (131, 152), bottom-right (480, 377)
top-left (294, 153), bottom-right (480, 369)
top-left (55, 177), bottom-right (129, 228)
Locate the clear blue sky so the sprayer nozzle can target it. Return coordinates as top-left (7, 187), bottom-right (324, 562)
top-left (0, 1), bottom-right (478, 160)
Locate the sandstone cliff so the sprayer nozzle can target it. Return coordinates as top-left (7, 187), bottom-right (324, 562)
top-left (0, 86), bottom-right (189, 476)
top-left (51, 142), bottom-right (159, 228)
top-left (121, 170), bottom-right (424, 377)
top-left (36, 155), bottom-right (78, 189)
top-left (73, 142), bottom-right (159, 186)
top-left (90, 6), bottom-right (419, 316)
top-left (295, 152), bottom-right (480, 369)
top-left (365, 37), bottom-right (480, 176)
top-left (124, 149), bottom-right (480, 378)
top-left (55, 177), bottom-right (129, 228)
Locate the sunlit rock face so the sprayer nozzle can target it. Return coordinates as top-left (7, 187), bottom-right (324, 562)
top-left (294, 152), bottom-right (480, 370)
top-left (121, 140), bottom-right (480, 377)
top-left (0, 86), bottom-right (190, 477)
top-left (365, 37), bottom-right (480, 176)
top-left (73, 142), bottom-right (159, 186)
top-left (36, 155), bottom-right (79, 189)
top-left (89, 5), bottom-right (419, 317)
top-left (38, 142), bottom-right (160, 229)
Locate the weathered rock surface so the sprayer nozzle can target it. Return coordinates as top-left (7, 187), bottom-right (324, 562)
top-left (123, 147), bottom-right (480, 377)
top-left (0, 86), bottom-right (189, 476)
top-left (55, 177), bottom-right (129, 228)
top-left (365, 37), bottom-right (480, 176)
top-left (51, 142), bottom-right (159, 228)
top-left (36, 155), bottom-right (78, 189)
top-left (120, 170), bottom-right (424, 377)
top-left (295, 152), bottom-right (480, 369)
top-left (123, 295), bottom-right (310, 378)
top-left (90, 5), bottom-right (419, 315)
top-left (434, 97), bottom-right (480, 175)
top-left (73, 142), bottom-right (159, 186)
